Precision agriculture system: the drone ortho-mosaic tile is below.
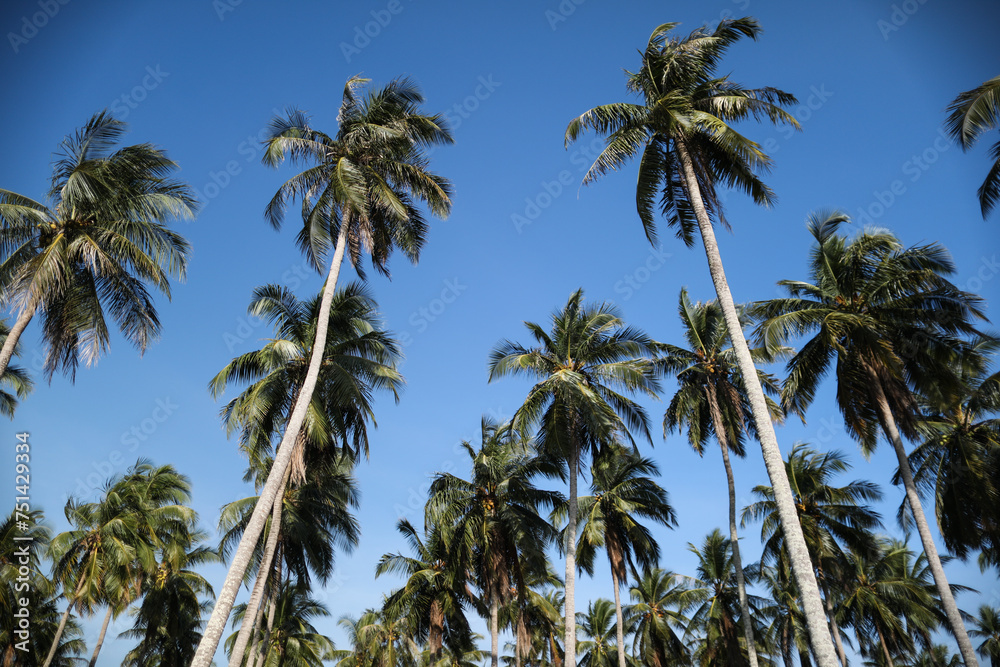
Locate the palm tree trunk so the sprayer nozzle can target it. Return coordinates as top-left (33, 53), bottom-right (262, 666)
top-left (564, 441), bottom-right (579, 667)
top-left (876, 625), bottom-right (895, 667)
top-left (491, 598), bottom-right (500, 667)
top-left (86, 606), bottom-right (113, 667)
top-left (610, 566), bottom-right (627, 667)
top-left (675, 138), bottom-right (839, 667)
top-left (42, 576), bottom-right (86, 667)
top-left (864, 367), bottom-right (979, 667)
top-left (819, 577), bottom-right (847, 667)
top-left (260, 549), bottom-right (282, 662)
top-left (706, 383), bottom-right (759, 667)
top-left (0, 306), bottom-right (33, 380)
top-left (429, 599), bottom-right (444, 658)
top-left (229, 465), bottom-right (291, 666)
top-left (191, 220), bottom-right (351, 667)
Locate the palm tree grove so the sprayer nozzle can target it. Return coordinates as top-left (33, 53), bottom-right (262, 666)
top-left (2, 3), bottom-right (999, 666)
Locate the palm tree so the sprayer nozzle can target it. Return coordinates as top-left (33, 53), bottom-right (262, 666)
top-left (626, 568), bottom-right (696, 667)
top-left (488, 289), bottom-right (660, 667)
top-left (971, 606), bottom-right (1000, 667)
top-left (756, 562), bottom-right (810, 667)
top-left (332, 605), bottom-right (419, 667)
top-left (210, 281), bottom-right (398, 666)
top-left (427, 417), bottom-right (561, 667)
top-left (661, 288), bottom-right (784, 667)
top-left (516, 584), bottom-right (565, 667)
top-left (913, 645), bottom-right (964, 667)
top-left (945, 75), bottom-right (1000, 218)
top-left (562, 18), bottom-right (841, 665)
top-left (0, 111), bottom-right (194, 380)
top-left (193, 76), bottom-right (452, 667)
top-left (906, 346), bottom-right (1000, 565)
top-left (0, 319), bottom-right (32, 417)
top-left (752, 212), bottom-right (987, 666)
top-left (119, 534), bottom-right (219, 667)
top-left (741, 443), bottom-right (884, 666)
top-left (838, 538), bottom-right (951, 667)
top-left (44, 461), bottom-right (194, 667)
top-left (376, 517), bottom-right (474, 661)
top-left (570, 445), bottom-right (676, 667)
top-left (687, 529), bottom-right (771, 667)
top-left (577, 599), bottom-right (621, 667)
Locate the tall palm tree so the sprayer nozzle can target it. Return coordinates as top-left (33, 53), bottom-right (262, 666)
top-left (971, 606), bottom-right (1000, 667)
top-left (0, 111), bottom-right (194, 380)
top-left (577, 599), bottom-right (621, 667)
top-left (752, 212), bottom-right (987, 666)
top-left (119, 535), bottom-right (219, 667)
top-left (488, 289), bottom-right (660, 667)
top-left (570, 445), bottom-right (676, 667)
top-left (376, 517), bottom-right (474, 661)
top-left (661, 288), bottom-right (784, 667)
top-left (194, 76), bottom-right (452, 666)
top-left (562, 18), bottom-right (841, 665)
top-left (741, 443), bottom-right (884, 666)
top-left (626, 568), bottom-right (695, 667)
top-left (945, 75), bottom-right (1000, 218)
top-left (210, 281), bottom-right (397, 666)
top-left (686, 529), bottom-right (771, 667)
top-left (906, 346), bottom-right (1000, 565)
top-left (427, 417), bottom-right (561, 667)
top-left (43, 461), bottom-right (194, 667)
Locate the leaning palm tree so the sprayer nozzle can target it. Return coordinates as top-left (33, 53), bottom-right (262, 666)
top-left (0, 110), bottom-right (194, 380)
top-left (752, 212), bottom-right (987, 666)
top-left (210, 281), bottom-right (399, 666)
top-left (488, 289), bottom-right (660, 667)
top-left (570, 444), bottom-right (676, 667)
top-left (945, 75), bottom-right (1000, 218)
top-left (193, 76), bottom-right (452, 667)
top-left (660, 288), bottom-right (784, 667)
top-left (0, 319), bottom-right (32, 416)
top-left (741, 443), bottom-right (884, 666)
top-left (971, 606), bottom-right (1000, 667)
top-left (427, 417), bottom-right (561, 667)
top-left (563, 18), bottom-right (841, 666)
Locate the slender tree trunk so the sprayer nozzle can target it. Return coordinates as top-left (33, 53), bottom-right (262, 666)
top-left (675, 139), bottom-right (839, 667)
top-left (429, 599), bottom-right (444, 658)
top-left (0, 306), bottom-right (33, 380)
top-left (551, 633), bottom-right (563, 667)
top-left (706, 383), bottom-right (759, 667)
top-left (42, 576), bottom-right (86, 667)
top-left (260, 551), bottom-right (282, 662)
top-left (819, 578), bottom-right (847, 667)
top-left (491, 598), bottom-right (500, 667)
top-left (192, 221), bottom-right (351, 667)
top-left (865, 368), bottom-right (979, 667)
top-left (609, 565), bottom-right (627, 667)
top-left (876, 625), bottom-right (895, 667)
top-left (564, 442), bottom-right (579, 667)
top-left (87, 606), bottom-right (113, 667)
top-left (229, 465), bottom-right (291, 666)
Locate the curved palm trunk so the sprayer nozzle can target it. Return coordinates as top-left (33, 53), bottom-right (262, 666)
top-left (491, 598), bottom-right (500, 667)
top-left (192, 220), bottom-right (351, 667)
top-left (876, 625), bottom-right (895, 667)
top-left (564, 442), bottom-right (579, 667)
top-left (865, 368), bottom-right (979, 667)
top-left (87, 606), bottom-right (113, 667)
top-left (42, 576), bottom-right (87, 667)
top-left (229, 465), bottom-right (291, 666)
top-left (675, 139), bottom-right (839, 667)
top-left (610, 566), bottom-right (627, 667)
top-left (0, 306), bottom-right (33, 380)
top-left (706, 383), bottom-right (759, 667)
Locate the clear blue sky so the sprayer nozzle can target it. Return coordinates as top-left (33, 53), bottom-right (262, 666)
top-left (2, 0), bottom-right (998, 663)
